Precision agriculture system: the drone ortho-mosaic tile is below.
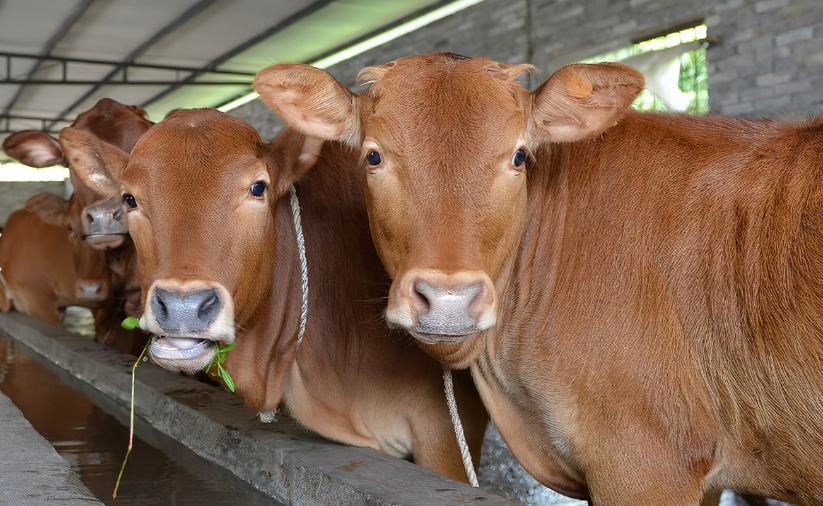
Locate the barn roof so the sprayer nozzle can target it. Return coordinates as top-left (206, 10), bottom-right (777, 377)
top-left (0, 0), bottom-right (449, 153)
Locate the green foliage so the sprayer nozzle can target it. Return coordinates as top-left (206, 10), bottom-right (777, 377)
top-left (120, 316), bottom-right (141, 330)
top-left (205, 342), bottom-right (236, 392)
top-left (677, 47), bottom-right (709, 113)
top-left (584, 24), bottom-right (709, 115)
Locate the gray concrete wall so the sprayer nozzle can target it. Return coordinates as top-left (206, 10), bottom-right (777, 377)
top-left (0, 180), bottom-right (68, 227)
top-left (231, 0), bottom-right (823, 137)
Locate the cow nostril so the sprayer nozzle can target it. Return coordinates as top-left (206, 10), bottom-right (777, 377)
top-left (411, 281), bottom-right (432, 315)
top-left (153, 292), bottom-right (168, 321)
top-left (466, 283), bottom-right (489, 318)
top-left (197, 290), bottom-right (221, 323)
top-left (113, 208), bottom-right (124, 221)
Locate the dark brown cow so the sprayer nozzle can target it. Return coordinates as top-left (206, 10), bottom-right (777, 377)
top-left (66, 109), bottom-right (488, 482)
top-left (0, 209), bottom-right (100, 323)
top-left (3, 98), bottom-right (153, 352)
top-left (254, 53), bottom-right (823, 505)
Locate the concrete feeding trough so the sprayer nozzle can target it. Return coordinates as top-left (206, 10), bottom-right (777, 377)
top-left (0, 312), bottom-right (519, 505)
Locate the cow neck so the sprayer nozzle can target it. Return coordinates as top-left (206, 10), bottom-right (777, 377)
top-left (256, 184), bottom-right (308, 423)
top-left (469, 142), bottom-right (573, 384)
top-left (464, 141), bottom-right (592, 497)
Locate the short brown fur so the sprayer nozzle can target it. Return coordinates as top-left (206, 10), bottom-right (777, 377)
top-left (68, 109), bottom-right (488, 483)
top-left (255, 53), bottom-right (823, 505)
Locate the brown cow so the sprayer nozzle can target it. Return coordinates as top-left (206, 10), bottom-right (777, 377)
top-left (254, 53), bottom-right (823, 505)
top-left (65, 108), bottom-right (488, 482)
top-left (0, 209), bottom-right (102, 324)
top-left (3, 99), bottom-right (153, 353)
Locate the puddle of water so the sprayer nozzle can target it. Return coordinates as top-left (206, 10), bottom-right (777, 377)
top-left (0, 335), bottom-right (282, 506)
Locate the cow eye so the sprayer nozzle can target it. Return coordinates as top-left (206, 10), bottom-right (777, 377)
top-left (512, 149), bottom-right (526, 168)
top-left (250, 181), bottom-right (266, 198)
top-left (123, 194), bottom-right (137, 209)
top-left (366, 150), bottom-right (382, 166)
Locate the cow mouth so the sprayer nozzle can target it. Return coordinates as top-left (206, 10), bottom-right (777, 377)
top-left (408, 329), bottom-right (474, 344)
top-left (85, 234), bottom-right (126, 249)
top-left (149, 335), bottom-right (216, 374)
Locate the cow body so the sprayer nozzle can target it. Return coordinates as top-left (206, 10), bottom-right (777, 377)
top-left (67, 110), bottom-right (488, 482)
top-left (467, 112), bottom-right (823, 504)
top-left (0, 210), bottom-right (84, 323)
top-left (255, 54), bottom-right (823, 505)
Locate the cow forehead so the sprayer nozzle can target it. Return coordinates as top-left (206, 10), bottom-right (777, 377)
top-left (124, 111), bottom-right (266, 195)
top-left (364, 59), bottom-right (530, 158)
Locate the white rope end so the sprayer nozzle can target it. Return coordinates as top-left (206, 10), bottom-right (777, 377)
top-left (443, 367), bottom-right (479, 487)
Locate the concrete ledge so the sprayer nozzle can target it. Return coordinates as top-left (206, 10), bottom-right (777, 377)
top-left (0, 390), bottom-right (104, 506)
top-left (0, 312), bottom-right (519, 506)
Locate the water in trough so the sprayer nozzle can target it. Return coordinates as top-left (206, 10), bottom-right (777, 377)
top-left (0, 326), bottom-right (281, 506)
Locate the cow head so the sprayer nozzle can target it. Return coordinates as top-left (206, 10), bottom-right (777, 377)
top-left (2, 98), bottom-right (153, 247)
top-left (25, 192), bottom-right (111, 303)
top-left (66, 109), bottom-right (295, 377)
top-left (255, 53), bottom-right (643, 365)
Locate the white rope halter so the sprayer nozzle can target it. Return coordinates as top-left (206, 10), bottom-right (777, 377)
top-left (289, 184), bottom-right (309, 350)
top-left (443, 367), bottom-right (479, 487)
top-left (258, 184), bottom-right (308, 424)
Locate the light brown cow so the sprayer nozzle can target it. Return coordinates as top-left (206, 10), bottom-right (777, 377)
top-left (3, 99), bottom-right (153, 353)
top-left (0, 209), bottom-right (100, 324)
top-left (254, 53), bottom-right (823, 505)
top-left (66, 108), bottom-right (488, 482)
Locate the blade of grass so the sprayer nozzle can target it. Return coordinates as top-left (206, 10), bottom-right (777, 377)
top-left (113, 342), bottom-right (148, 500)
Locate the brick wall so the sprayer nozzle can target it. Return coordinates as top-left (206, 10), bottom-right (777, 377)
top-left (231, 0), bottom-right (823, 136)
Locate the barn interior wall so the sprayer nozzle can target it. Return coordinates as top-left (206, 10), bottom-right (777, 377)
top-left (0, 181), bottom-right (68, 228)
top-left (231, 0), bottom-right (823, 138)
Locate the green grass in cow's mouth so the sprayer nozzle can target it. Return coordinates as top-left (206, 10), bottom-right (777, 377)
top-left (113, 317), bottom-right (236, 498)
top-left (120, 316), bottom-right (141, 330)
top-left (122, 316), bottom-right (236, 392)
top-left (205, 342), bottom-right (235, 392)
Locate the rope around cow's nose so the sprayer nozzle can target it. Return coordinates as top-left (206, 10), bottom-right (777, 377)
top-left (257, 184), bottom-right (308, 424)
top-left (443, 367), bottom-right (479, 487)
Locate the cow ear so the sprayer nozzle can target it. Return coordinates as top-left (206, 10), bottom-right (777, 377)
top-left (531, 63), bottom-right (645, 143)
top-left (254, 64), bottom-right (358, 145)
top-left (265, 128), bottom-right (325, 197)
top-left (2, 131), bottom-right (64, 167)
top-left (59, 127), bottom-right (127, 196)
top-left (26, 193), bottom-right (70, 228)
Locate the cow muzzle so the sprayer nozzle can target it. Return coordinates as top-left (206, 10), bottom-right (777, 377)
top-left (387, 269), bottom-right (497, 344)
top-left (141, 280), bottom-right (235, 374)
top-left (84, 199), bottom-right (128, 249)
top-left (75, 279), bottom-right (110, 303)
